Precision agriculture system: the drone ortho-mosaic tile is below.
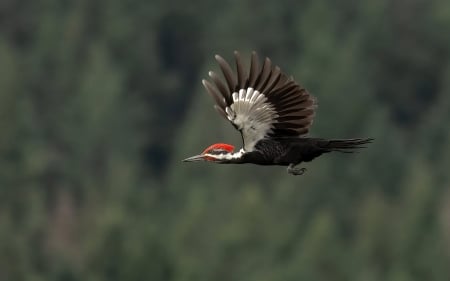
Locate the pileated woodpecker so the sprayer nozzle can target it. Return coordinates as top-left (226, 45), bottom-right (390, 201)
top-left (183, 51), bottom-right (373, 175)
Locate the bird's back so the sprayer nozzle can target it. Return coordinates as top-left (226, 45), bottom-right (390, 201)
top-left (239, 138), bottom-right (316, 166)
top-left (241, 137), bottom-right (372, 166)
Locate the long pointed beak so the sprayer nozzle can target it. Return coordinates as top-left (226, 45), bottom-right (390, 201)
top-left (182, 154), bottom-right (206, 162)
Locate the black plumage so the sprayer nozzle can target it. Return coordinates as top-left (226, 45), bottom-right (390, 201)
top-left (239, 138), bottom-right (372, 166)
top-left (183, 51), bottom-right (373, 175)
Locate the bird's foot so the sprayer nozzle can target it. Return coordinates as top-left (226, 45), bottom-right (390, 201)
top-left (287, 164), bottom-right (307, 176)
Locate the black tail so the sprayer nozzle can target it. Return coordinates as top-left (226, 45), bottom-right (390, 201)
top-left (321, 138), bottom-right (374, 153)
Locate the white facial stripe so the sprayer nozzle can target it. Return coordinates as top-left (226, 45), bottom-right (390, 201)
top-left (205, 148), bottom-right (245, 160)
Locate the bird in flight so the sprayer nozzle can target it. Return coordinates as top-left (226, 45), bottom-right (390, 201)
top-left (183, 51), bottom-right (373, 175)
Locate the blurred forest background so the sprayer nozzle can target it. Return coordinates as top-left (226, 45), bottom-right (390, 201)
top-left (1, 0), bottom-right (450, 280)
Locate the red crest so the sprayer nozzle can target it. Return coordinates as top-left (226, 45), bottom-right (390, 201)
top-left (202, 143), bottom-right (235, 154)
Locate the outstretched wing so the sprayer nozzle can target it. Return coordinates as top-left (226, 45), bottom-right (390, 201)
top-left (202, 51), bottom-right (317, 151)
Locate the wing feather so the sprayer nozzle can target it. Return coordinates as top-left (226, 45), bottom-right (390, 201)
top-left (208, 71), bottom-right (231, 105)
top-left (261, 66), bottom-right (281, 95)
top-left (255, 58), bottom-right (272, 90)
top-left (214, 105), bottom-right (228, 120)
top-left (215, 55), bottom-right (236, 93)
top-left (202, 51), bottom-right (317, 151)
top-left (202, 79), bottom-right (227, 109)
top-left (234, 51), bottom-right (247, 89)
top-left (247, 51), bottom-right (259, 88)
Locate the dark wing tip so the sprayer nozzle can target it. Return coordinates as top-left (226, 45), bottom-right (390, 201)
top-left (203, 79), bottom-right (227, 109)
top-left (215, 54), bottom-right (236, 92)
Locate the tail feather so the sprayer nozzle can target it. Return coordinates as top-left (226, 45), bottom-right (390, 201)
top-left (322, 138), bottom-right (374, 153)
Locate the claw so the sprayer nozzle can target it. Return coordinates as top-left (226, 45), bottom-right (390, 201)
top-left (287, 164), bottom-right (307, 176)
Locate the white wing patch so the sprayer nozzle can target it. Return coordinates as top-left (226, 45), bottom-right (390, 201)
top-left (225, 88), bottom-right (278, 151)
